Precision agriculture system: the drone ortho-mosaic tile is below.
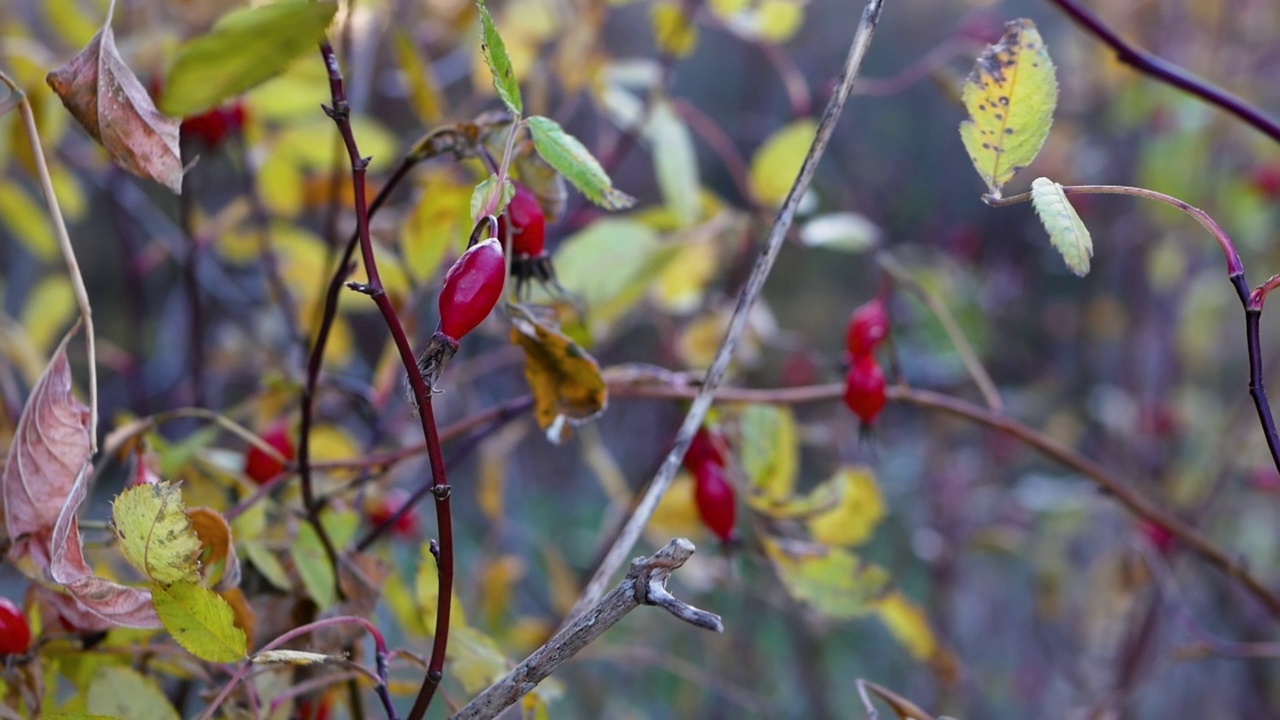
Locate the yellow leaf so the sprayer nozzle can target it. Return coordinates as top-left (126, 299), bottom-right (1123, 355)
top-left (651, 2), bottom-right (699, 58)
top-left (257, 152), bottom-right (305, 217)
top-left (416, 541), bottom-right (468, 629)
top-left (1030, 177), bottom-right (1093, 276)
top-left (50, 163), bottom-right (87, 221)
top-left (480, 555), bottom-right (526, 627)
top-left (749, 118), bottom-right (816, 207)
top-left (87, 666), bottom-right (180, 720)
top-left (958, 19), bottom-right (1058, 196)
top-left (737, 405), bottom-right (798, 502)
top-left (291, 510), bottom-right (359, 610)
top-left (449, 625), bottom-right (510, 694)
top-left (20, 275), bottom-right (76, 353)
top-left (0, 178), bottom-right (57, 262)
top-left (648, 472), bottom-right (707, 540)
top-left (756, 0), bottom-right (805, 43)
top-left (112, 482), bottom-right (203, 585)
top-left (510, 305), bottom-right (608, 444)
top-left (875, 591), bottom-right (936, 661)
top-left (653, 237), bottom-right (718, 314)
top-left (765, 540), bottom-right (891, 618)
top-left (151, 582), bottom-right (248, 663)
top-left (808, 466), bottom-right (886, 547)
top-left (392, 29), bottom-right (446, 124)
top-left (385, 571), bottom-right (427, 636)
top-left (400, 171), bottom-right (471, 284)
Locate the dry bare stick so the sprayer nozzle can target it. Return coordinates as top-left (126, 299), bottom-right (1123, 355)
top-left (566, 0), bottom-right (888, 620)
top-left (857, 678), bottom-right (937, 720)
top-left (0, 71), bottom-right (98, 450)
top-left (452, 539), bottom-right (722, 720)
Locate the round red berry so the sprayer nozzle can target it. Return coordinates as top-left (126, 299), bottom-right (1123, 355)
top-left (366, 489), bottom-right (421, 539)
top-left (438, 237), bottom-right (506, 342)
top-left (846, 298), bottom-right (890, 357)
top-left (497, 183), bottom-right (547, 258)
top-left (843, 354), bottom-right (887, 424)
top-left (0, 597), bottom-right (31, 655)
top-left (244, 423), bottom-right (295, 486)
top-left (693, 462), bottom-right (736, 542)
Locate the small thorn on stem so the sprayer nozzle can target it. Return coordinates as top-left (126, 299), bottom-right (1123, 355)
top-left (321, 104), bottom-right (336, 118)
top-left (429, 539), bottom-right (441, 564)
top-left (431, 484), bottom-right (452, 501)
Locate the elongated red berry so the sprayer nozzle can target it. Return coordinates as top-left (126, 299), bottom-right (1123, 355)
top-left (438, 237), bottom-right (506, 342)
top-left (245, 423), bottom-right (295, 486)
top-left (693, 462), bottom-right (736, 542)
top-left (497, 183), bottom-right (547, 258)
top-left (846, 298), bottom-right (890, 357)
top-left (843, 354), bottom-right (887, 424)
top-left (684, 426), bottom-right (727, 474)
top-left (0, 597), bottom-right (31, 655)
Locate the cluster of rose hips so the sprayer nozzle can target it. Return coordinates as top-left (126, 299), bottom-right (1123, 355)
top-left (683, 426), bottom-right (737, 542)
top-left (843, 297), bottom-right (890, 425)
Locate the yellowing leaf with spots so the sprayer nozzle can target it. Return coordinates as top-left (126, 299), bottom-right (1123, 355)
top-left (509, 304), bottom-right (608, 444)
top-left (112, 482), bottom-right (203, 585)
top-left (750, 118), bottom-right (816, 207)
top-left (808, 466), bottom-right (886, 547)
top-left (958, 19), bottom-right (1057, 197)
top-left (1031, 177), bottom-right (1093, 276)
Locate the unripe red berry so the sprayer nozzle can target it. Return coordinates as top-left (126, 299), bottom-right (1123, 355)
top-left (684, 427), bottom-right (727, 474)
top-left (438, 237), bottom-right (506, 342)
top-left (1252, 164), bottom-right (1280, 200)
top-left (693, 462), bottom-right (736, 542)
top-left (0, 597), bottom-right (31, 655)
top-left (843, 354), bottom-right (887, 424)
top-left (180, 102), bottom-right (248, 151)
top-left (366, 489), bottom-right (421, 539)
top-left (497, 183), bottom-right (547, 258)
top-left (846, 298), bottom-right (890, 357)
top-left (244, 424), bottom-right (295, 486)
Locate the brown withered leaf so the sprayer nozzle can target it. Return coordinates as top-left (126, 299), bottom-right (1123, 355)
top-left (46, 26), bottom-right (183, 193)
top-left (2, 335), bottom-right (91, 558)
top-left (509, 304), bottom-right (607, 444)
top-left (188, 506), bottom-right (242, 591)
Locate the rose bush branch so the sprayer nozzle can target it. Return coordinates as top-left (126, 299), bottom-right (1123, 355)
top-left (567, 0), bottom-right (887, 620)
top-left (315, 41), bottom-right (458, 720)
top-left (452, 538), bottom-right (722, 720)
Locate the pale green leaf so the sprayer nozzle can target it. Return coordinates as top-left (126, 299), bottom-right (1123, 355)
top-left (647, 99), bottom-right (700, 227)
top-left (152, 581), bottom-right (248, 663)
top-left (87, 666), bottom-right (181, 720)
top-left (799, 212), bottom-right (882, 252)
top-left (160, 0), bottom-right (338, 117)
top-left (478, 1), bottom-right (522, 115)
top-left (471, 173), bottom-right (516, 222)
top-left (252, 649), bottom-right (342, 665)
top-left (737, 405), bottom-right (798, 502)
top-left (765, 541), bottom-right (891, 618)
top-left (958, 19), bottom-right (1058, 196)
top-left (526, 116), bottom-right (635, 210)
top-left (112, 482), bottom-right (202, 585)
top-left (291, 511), bottom-right (359, 610)
top-left (748, 118), bottom-right (816, 207)
top-left (1030, 177), bottom-right (1092, 276)
top-left (242, 540), bottom-right (291, 591)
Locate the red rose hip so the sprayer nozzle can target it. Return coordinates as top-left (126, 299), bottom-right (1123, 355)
top-left (684, 426), bottom-right (727, 474)
top-left (846, 297), bottom-right (890, 358)
top-left (498, 183), bottom-right (547, 258)
top-left (693, 462), bottom-right (737, 542)
top-left (245, 423), bottom-right (295, 486)
top-left (438, 237), bottom-right (506, 342)
top-left (0, 597), bottom-right (31, 655)
top-left (843, 354), bottom-right (887, 424)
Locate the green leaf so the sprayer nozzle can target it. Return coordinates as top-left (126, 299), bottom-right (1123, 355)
top-left (958, 19), bottom-right (1058, 196)
top-left (647, 99), bottom-right (700, 227)
top-left (1030, 177), bottom-right (1092, 276)
top-left (748, 118), bottom-right (816, 207)
top-left (765, 541), bottom-right (891, 619)
top-left (471, 173), bottom-right (516, 222)
top-left (0, 178), bottom-right (58, 261)
top-left (477, 1), bottom-right (522, 115)
top-left (160, 0), bottom-right (338, 117)
top-left (152, 581), bottom-right (248, 663)
top-left (526, 116), bottom-right (635, 210)
top-left (112, 482), bottom-right (202, 585)
top-left (291, 511), bottom-right (359, 610)
top-left (737, 405), bottom-right (798, 503)
top-left (87, 666), bottom-right (181, 720)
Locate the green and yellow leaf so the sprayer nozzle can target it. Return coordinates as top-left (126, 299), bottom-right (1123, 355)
top-left (151, 582), bottom-right (248, 663)
top-left (112, 482), bottom-right (202, 585)
top-left (749, 118), bottom-right (815, 207)
top-left (86, 666), bottom-right (181, 720)
top-left (1030, 177), bottom-right (1093, 276)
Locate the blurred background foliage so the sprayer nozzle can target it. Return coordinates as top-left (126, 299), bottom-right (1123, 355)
top-left (3, 0), bottom-right (1280, 717)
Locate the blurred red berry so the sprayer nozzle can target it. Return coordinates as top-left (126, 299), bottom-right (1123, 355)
top-left (438, 237), bottom-right (506, 342)
top-left (843, 354), bottom-right (887, 424)
top-left (845, 298), bottom-right (890, 358)
top-left (1252, 164), bottom-right (1280, 200)
top-left (497, 183), bottom-right (548, 258)
top-left (684, 427), bottom-right (728, 474)
top-left (181, 102), bottom-right (247, 151)
top-left (0, 597), bottom-right (31, 655)
top-left (244, 424), bottom-right (295, 486)
top-left (1138, 520), bottom-right (1176, 556)
top-left (693, 462), bottom-right (736, 542)
top-left (366, 489), bottom-right (421, 539)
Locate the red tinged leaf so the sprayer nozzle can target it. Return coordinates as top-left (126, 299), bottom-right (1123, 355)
top-left (845, 297), bottom-right (890, 358)
top-left (693, 462), bottom-right (737, 542)
top-left (2, 343), bottom-right (91, 556)
top-left (46, 26), bottom-right (183, 193)
top-left (843, 354), bottom-right (887, 425)
top-left (438, 237), bottom-right (506, 342)
top-left (498, 183), bottom-right (548, 257)
top-left (0, 597), bottom-right (31, 655)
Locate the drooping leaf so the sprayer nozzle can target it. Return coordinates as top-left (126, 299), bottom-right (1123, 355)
top-left (1030, 177), bottom-right (1093, 276)
top-left (252, 650), bottom-right (342, 665)
top-left (391, 29), bottom-right (445, 124)
top-left (647, 99), bottom-right (700, 227)
top-left (509, 305), bottom-right (608, 444)
top-left (46, 26), bottom-right (183, 193)
top-left (764, 540), bottom-right (891, 618)
top-left (958, 19), bottom-right (1057, 197)
top-left (471, 173), bottom-right (516, 222)
top-left (151, 581), bottom-right (247, 663)
top-left (875, 591), bottom-right (938, 662)
top-left (159, 0), bottom-right (338, 117)
top-left (478, 1), bottom-right (522, 115)
top-left (187, 506), bottom-right (241, 590)
top-left (737, 405), bottom-right (798, 502)
top-left (526, 115), bottom-right (635, 210)
top-left (808, 467), bottom-right (886, 547)
top-left (112, 482), bottom-right (203, 585)
top-left (749, 118), bottom-right (816, 207)
top-left (86, 666), bottom-right (180, 720)
top-left (2, 335), bottom-right (91, 553)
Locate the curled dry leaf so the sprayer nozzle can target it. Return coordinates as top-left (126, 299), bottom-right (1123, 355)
top-left (46, 26), bottom-right (183, 193)
top-left (509, 304), bottom-right (608, 444)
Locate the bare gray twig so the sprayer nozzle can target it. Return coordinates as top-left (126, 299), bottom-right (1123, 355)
top-left (452, 539), bottom-right (722, 720)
